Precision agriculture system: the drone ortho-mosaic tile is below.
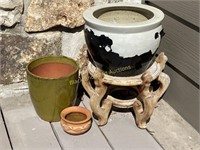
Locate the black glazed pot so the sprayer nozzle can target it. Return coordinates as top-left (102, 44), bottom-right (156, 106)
top-left (83, 3), bottom-right (165, 76)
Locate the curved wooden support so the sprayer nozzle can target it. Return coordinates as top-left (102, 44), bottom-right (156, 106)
top-left (106, 95), bottom-right (137, 108)
top-left (79, 47), bottom-right (170, 129)
top-left (156, 52), bottom-right (168, 70)
top-left (79, 47), bottom-right (95, 96)
top-left (89, 68), bottom-right (112, 126)
top-left (133, 70), bottom-right (170, 129)
top-left (153, 72), bottom-right (170, 100)
top-left (81, 65), bottom-right (112, 125)
top-left (81, 67), bottom-right (95, 96)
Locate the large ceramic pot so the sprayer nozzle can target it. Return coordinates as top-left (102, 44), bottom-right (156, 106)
top-left (27, 56), bottom-right (79, 122)
top-left (83, 3), bottom-right (165, 76)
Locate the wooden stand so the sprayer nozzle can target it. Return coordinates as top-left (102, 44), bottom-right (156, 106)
top-left (78, 46), bottom-right (170, 129)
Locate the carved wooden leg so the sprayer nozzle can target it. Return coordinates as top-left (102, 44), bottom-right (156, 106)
top-left (90, 93), bottom-right (112, 125)
top-left (133, 71), bottom-right (170, 128)
top-left (133, 96), bottom-right (155, 129)
top-left (79, 49), bottom-right (95, 97)
top-left (90, 68), bottom-right (112, 125)
top-left (81, 66), bottom-right (112, 126)
top-left (81, 67), bottom-right (95, 96)
top-left (152, 72), bottom-right (170, 101)
top-left (133, 71), bottom-right (155, 128)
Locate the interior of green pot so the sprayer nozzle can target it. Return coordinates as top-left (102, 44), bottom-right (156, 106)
top-left (27, 56), bottom-right (79, 79)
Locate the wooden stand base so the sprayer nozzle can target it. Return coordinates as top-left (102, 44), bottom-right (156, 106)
top-left (78, 47), bottom-right (170, 129)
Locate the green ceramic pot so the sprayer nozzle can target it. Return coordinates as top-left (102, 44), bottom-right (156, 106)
top-left (26, 56), bottom-right (79, 122)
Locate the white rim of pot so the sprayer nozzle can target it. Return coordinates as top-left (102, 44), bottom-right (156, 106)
top-left (83, 3), bottom-right (164, 33)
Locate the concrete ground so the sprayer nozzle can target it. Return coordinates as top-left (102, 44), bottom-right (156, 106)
top-left (147, 100), bottom-right (200, 150)
top-left (0, 82), bottom-right (200, 150)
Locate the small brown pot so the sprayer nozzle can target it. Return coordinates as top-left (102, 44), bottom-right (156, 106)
top-left (60, 106), bottom-right (92, 135)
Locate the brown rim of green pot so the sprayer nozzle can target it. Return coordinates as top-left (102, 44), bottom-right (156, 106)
top-left (26, 55), bottom-right (79, 80)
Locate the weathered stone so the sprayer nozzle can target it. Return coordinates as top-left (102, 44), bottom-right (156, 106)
top-left (0, 32), bottom-right (62, 84)
top-left (0, 0), bottom-right (22, 9)
top-left (0, 0), bottom-right (23, 27)
top-left (93, 0), bottom-right (137, 5)
top-left (94, 0), bottom-right (109, 5)
top-left (93, 0), bottom-right (125, 5)
top-left (108, 0), bottom-right (123, 3)
top-left (25, 0), bottom-right (94, 32)
top-left (62, 31), bottom-right (85, 59)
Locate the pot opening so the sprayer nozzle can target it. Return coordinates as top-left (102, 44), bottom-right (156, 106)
top-left (94, 6), bottom-right (154, 24)
top-left (30, 62), bottom-right (76, 79)
top-left (65, 112), bottom-right (87, 122)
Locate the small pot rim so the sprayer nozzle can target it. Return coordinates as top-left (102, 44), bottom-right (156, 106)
top-left (26, 55), bottom-right (79, 80)
top-left (83, 3), bottom-right (164, 32)
top-left (60, 106), bottom-right (92, 124)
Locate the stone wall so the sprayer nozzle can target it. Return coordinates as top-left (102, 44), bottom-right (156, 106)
top-left (0, 0), bottom-right (137, 84)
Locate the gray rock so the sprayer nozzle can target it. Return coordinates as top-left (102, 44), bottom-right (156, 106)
top-left (93, 0), bottom-right (125, 5)
top-left (0, 32), bottom-right (62, 84)
top-left (25, 0), bottom-right (94, 32)
top-left (108, 0), bottom-right (123, 3)
top-left (62, 31), bottom-right (85, 59)
top-left (0, 0), bottom-right (23, 27)
top-left (94, 0), bottom-right (109, 5)
top-left (0, 0), bottom-right (22, 9)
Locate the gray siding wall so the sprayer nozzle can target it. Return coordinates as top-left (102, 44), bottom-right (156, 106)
top-left (146, 0), bottom-right (199, 132)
